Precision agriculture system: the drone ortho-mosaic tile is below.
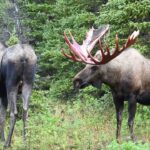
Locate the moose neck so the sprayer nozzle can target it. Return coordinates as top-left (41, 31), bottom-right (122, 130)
top-left (99, 58), bottom-right (122, 88)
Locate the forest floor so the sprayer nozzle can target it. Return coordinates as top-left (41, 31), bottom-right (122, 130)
top-left (1, 90), bottom-right (150, 150)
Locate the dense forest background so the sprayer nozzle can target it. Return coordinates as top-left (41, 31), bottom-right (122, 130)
top-left (0, 0), bottom-right (150, 149)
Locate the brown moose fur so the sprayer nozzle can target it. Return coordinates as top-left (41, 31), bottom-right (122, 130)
top-left (73, 47), bottom-right (150, 142)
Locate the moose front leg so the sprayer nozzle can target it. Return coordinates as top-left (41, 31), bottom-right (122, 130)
top-left (128, 95), bottom-right (137, 141)
top-left (22, 83), bottom-right (32, 141)
top-left (4, 112), bottom-right (16, 149)
top-left (4, 82), bottom-right (18, 148)
top-left (113, 97), bottom-right (124, 143)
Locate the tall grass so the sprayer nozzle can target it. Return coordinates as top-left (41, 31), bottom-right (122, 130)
top-left (2, 89), bottom-right (150, 150)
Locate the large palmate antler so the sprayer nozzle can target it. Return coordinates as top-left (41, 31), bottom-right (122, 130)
top-left (61, 25), bottom-right (110, 63)
top-left (62, 26), bottom-right (139, 65)
top-left (88, 30), bottom-right (140, 64)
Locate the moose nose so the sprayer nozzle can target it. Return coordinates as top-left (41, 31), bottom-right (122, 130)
top-left (73, 78), bottom-right (89, 90)
top-left (73, 78), bottom-right (82, 90)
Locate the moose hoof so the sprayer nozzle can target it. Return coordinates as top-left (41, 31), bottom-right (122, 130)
top-left (116, 137), bottom-right (122, 144)
top-left (3, 143), bottom-right (11, 149)
top-left (124, 136), bottom-right (137, 143)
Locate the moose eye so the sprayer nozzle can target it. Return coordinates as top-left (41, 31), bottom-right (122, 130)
top-left (91, 66), bottom-right (98, 72)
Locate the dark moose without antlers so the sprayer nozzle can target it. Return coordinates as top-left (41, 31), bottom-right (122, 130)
top-left (0, 42), bottom-right (37, 148)
top-left (61, 25), bottom-right (150, 142)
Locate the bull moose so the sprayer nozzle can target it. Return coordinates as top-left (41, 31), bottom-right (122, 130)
top-left (61, 25), bottom-right (149, 142)
top-left (0, 42), bottom-right (37, 148)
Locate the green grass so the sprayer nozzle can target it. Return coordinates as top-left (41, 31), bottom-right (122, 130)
top-left (1, 90), bottom-right (150, 150)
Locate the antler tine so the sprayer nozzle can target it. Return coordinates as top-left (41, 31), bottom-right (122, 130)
top-left (61, 48), bottom-right (82, 62)
top-left (69, 30), bottom-right (76, 43)
top-left (63, 31), bottom-right (87, 61)
top-left (106, 43), bottom-right (110, 55)
top-left (87, 49), bottom-right (101, 64)
top-left (122, 30), bottom-right (140, 51)
top-left (87, 30), bottom-right (139, 65)
top-left (69, 31), bottom-right (88, 59)
top-left (64, 31), bottom-right (73, 50)
top-left (99, 39), bottom-right (105, 58)
top-left (115, 34), bottom-right (119, 51)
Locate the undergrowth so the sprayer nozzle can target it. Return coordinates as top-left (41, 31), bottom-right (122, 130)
top-left (1, 88), bottom-right (150, 150)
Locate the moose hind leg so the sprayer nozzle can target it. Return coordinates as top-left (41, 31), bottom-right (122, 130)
top-left (4, 85), bottom-right (18, 148)
top-left (0, 98), bottom-right (7, 142)
top-left (22, 83), bottom-right (32, 141)
top-left (128, 95), bottom-right (137, 141)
